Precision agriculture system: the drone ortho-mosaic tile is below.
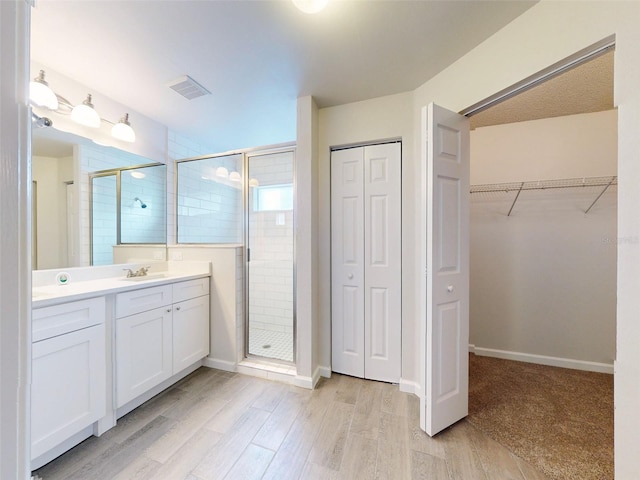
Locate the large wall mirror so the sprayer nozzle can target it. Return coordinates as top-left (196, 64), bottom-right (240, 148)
top-left (32, 126), bottom-right (167, 270)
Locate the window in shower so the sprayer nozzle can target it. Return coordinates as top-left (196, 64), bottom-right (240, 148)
top-left (246, 149), bottom-right (295, 363)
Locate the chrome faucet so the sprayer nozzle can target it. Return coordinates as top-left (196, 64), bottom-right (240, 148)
top-left (123, 266), bottom-right (151, 278)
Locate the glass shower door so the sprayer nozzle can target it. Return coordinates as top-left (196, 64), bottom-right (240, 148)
top-left (246, 149), bottom-right (295, 363)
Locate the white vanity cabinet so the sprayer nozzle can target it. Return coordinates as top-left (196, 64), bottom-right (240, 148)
top-left (31, 297), bottom-right (106, 461)
top-left (115, 277), bottom-right (210, 408)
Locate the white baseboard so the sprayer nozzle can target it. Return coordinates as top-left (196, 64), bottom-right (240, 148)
top-left (473, 347), bottom-right (614, 374)
top-left (317, 366), bottom-right (331, 379)
top-left (203, 357), bottom-right (237, 372)
top-left (399, 378), bottom-right (420, 396)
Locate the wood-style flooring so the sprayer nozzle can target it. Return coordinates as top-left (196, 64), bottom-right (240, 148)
top-left (34, 368), bottom-right (549, 480)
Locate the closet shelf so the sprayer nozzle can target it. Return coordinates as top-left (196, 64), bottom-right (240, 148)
top-left (470, 175), bottom-right (617, 216)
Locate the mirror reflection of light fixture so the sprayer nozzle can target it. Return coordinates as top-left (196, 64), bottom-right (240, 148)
top-left (111, 113), bottom-right (136, 143)
top-left (29, 70), bottom-right (58, 110)
top-left (130, 170), bottom-right (146, 179)
top-left (229, 171), bottom-right (241, 182)
top-left (71, 94), bottom-right (101, 128)
top-left (216, 167), bottom-right (229, 178)
top-left (292, 0), bottom-right (328, 14)
top-left (249, 178), bottom-right (260, 187)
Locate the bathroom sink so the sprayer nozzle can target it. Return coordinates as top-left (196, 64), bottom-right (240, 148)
top-left (121, 273), bottom-right (167, 282)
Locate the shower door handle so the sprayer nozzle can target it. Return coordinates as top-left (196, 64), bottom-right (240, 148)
top-left (247, 248), bottom-right (250, 262)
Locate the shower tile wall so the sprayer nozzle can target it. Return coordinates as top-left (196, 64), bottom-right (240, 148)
top-left (176, 155), bottom-right (243, 244)
top-left (248, 152), bottom-right (294, 361)
top-left (79, 144), bottom-right (155, 265)
top-left (168, 130), bottom-right (215, 245)
top-left (120, 167), bottom-right (166, 244)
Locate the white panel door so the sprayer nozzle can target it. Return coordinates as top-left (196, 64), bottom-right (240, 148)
top-left (421, 103), bottom-right (470, 436)
top-left (332, 143), bottom-right (401, 382)
top-left (331, 147), bottom-right (365, 378)
top-left (363, 143), bottom-right (402, 382)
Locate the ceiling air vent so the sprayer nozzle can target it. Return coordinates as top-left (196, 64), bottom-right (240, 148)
top-left (167, 75), bottom-right (211, 100)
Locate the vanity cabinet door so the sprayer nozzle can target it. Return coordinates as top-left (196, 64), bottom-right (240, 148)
top-left (173, 295), bottom-right (210, 373)
top-left (31, 324), bottom-right (106, 460)
top-left (116, 307), bottom-right (173, 408)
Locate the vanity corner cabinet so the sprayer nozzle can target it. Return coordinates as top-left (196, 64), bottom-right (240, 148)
top-left (115, 277), bottom-right (210, 408)
top-left (31, 297), bottom-right (107, 462)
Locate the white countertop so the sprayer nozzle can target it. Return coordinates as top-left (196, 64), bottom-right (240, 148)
top-left (32, 268), bottom-right (210, 309)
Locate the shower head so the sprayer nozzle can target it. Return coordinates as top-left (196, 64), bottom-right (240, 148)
top-left (134, 197), bottom-right (147, 208)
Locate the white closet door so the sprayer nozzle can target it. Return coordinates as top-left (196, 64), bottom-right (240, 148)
top-left (331, 143), bottom-right (402, 382)
top-left (331, 148), bottom-right (365, 378)
top-left (363, 143), bottom-right (401, 382)
top-left (421, 103), bottom-right (470, 436)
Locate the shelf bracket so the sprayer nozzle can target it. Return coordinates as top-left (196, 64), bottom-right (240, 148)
top-left (507, 182), bottom-right (524, 216)
top-left (584, 176), bottom-right (616, 214)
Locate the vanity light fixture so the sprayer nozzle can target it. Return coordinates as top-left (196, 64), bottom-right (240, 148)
top-left (216, 167), bottom-right (229, 178)
top-left (229, 171), bottom-right (241, 182)
top-left (29, 71), bottom-right (138, 143)
top-left (292, 0), bottom-right (329, 14)
top-left (111, 113), bottom-right (136, 143)
top-left (249, 178), bottom-right (260, 187)
top-left (71, 94), bottom-right (101, 128)
top-left (30, 70), bottom-right (59, 110)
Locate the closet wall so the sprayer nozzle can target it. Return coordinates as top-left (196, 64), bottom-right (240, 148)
top-left (470, 110), bottom-right (617, 369)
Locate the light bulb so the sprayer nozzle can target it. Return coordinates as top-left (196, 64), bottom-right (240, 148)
top-left (112, 113), bottom-right (136, 142)
top-left (29, 70), bottom-right (58, 110)
top-left (71, 94), bottom-right (101, 128)
top-left (292, 0), bottom-right (328, 14)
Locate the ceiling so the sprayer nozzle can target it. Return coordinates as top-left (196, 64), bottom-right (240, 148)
top-left (30, 0), bottom-right (537, 152)
top-left (470, 49), bottom-right (614, 129)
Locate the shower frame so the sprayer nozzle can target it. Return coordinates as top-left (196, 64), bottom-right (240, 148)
top-left (243, 145), bottom-right (297, 365)
top-left (88, 162), bottom-right (164, 265)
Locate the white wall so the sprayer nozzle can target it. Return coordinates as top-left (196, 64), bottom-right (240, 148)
top-left (470, 109), bottom-right (617, 369)
top-left (317, 91), bottom-right (415, 384)
top-left (1, 2), bottom-right (30, 478)
top-left (407, 2), bottom-right (640, 476)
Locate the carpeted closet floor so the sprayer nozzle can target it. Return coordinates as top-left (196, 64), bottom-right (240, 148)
top-left (468, 354), bottom-right (614, 480)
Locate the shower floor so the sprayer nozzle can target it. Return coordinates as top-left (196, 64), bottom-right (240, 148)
top-left (248, 327), bottom-right (293, 362)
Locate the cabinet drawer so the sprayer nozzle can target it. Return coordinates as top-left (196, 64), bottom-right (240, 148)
top-left (33, 297), bottom-right (105, 343)
top-left (173, 277), bottom-right (210, 303)
top-left (116, 284), bottom-right (173, 318)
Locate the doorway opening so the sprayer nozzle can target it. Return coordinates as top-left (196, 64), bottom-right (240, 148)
top-left (463, 38), bottom-right (616, 480)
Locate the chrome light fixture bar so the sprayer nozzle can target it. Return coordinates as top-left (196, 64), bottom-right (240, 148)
top-left (29, 70), bottom-right (137, 143)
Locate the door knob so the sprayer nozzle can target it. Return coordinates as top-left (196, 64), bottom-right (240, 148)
top-left (348, 273), bottom-right (354, 279)
top-left (447, 285), bottom-right (454, 293)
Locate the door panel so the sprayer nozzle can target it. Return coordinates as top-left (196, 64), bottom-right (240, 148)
top-left (363, 143), bottom-right (401, 382)
top-left (331, 148), bottom-right (365, 377)
top-left (421, 103), bottom-right (470, 436)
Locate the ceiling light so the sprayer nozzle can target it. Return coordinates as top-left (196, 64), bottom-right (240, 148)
top-left (292, 0), bottom-right (328, 14)
top-left (249, 178), bottom-right (260, 187)
top-left (229, 171), bottom-right (241, 182)
top-left (30, 70), bottom-right (58, 110)
top-left (71, 94), bottom-right (101, 128)
top-left (130, 170), bottom-right (146, 179)
top-left (216, 167), bottom-right (229, 178)
top-left (111, 113), bottom-right (136, 143)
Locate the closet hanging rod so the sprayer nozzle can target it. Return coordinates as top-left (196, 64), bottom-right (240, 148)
top-left (470, 175), bottom-right (617, 194)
